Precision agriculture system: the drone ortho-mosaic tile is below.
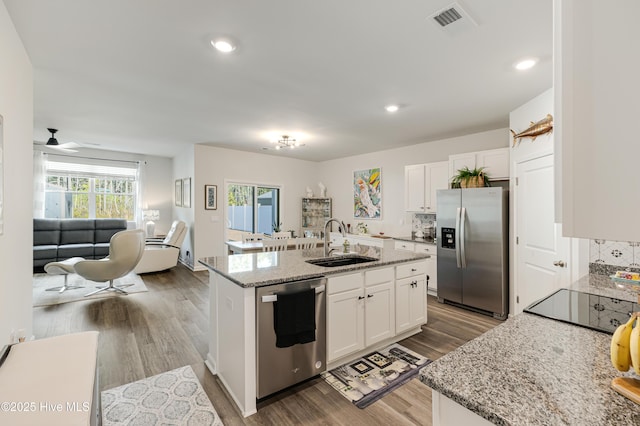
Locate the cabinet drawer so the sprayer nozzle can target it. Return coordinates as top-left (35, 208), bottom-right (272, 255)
top-left (327, 272), bottom-right (363, 295)
top-left (414, 244), bottom-right (435, 255)
top-left (394, 241), bottom-right (415, 252)
top-left (364, 267), bottom-right (394, 286)
top-left (396, 261), bottom-right (427, 279)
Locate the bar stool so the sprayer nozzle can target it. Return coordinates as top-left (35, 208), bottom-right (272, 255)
top-left (44, 257), bottom-right (84, 293)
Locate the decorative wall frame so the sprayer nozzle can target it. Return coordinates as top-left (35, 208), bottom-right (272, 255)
top-left (353, 167), bottom-right (381, 219)
top-left (182, 178), bottom-right (191, 208)
top-left (205, 184), bottom-right (217, 210)
top-left (175, 179), bottom-right (183, 207)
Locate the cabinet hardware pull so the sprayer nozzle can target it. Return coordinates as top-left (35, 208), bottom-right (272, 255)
top-left (367, 294), bottom-right (373, 298)
top-left (411, 268), bottom-right (417, 272)
top-left (358, 296), bottom-right (365, 300)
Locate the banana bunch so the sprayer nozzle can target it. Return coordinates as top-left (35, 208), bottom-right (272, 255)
top-left (610, 313), bottom-right (640, 373)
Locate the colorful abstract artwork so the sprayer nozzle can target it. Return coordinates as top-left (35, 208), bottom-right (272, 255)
top-left (353, 168), bottom-right (381, 219)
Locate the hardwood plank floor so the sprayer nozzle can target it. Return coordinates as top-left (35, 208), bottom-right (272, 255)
top-left (33, 264), bottom-right (501, 425)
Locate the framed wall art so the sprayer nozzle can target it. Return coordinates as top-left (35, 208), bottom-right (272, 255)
top-left (175, 179), bottom-right (183, 207)
top-left (353, 168), bottom-right (381, 219)
top-left (205, 184), bottom-right (217, 210)
top-left (182, 178), bottom-right (191, 208)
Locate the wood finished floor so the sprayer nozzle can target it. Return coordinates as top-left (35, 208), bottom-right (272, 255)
top-left (33, 264), bottom-right (501, 426)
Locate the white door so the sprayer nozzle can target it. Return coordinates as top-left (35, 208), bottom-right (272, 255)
top-left (515, 153), bottom-right (571, 314)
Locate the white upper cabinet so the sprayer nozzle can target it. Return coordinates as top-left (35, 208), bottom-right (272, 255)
top-left (554, 0), bottom-right (640, 241)
top-left (404, 161), bottom-right (448, 212)
top-left (477, 148), bottom-right (510, 180)
top-left (426, 162), bottom-right (449, 212)
top-left (405, 164), bottom-right (426, 212)
top-left (448, 153), bottom-right (476, 180)
top-left (449, 148), bottom-right (510, 182)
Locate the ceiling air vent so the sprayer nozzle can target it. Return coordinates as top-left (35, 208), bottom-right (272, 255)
top-left (433, 7), bottom-right (462, 27)
top-left (428, 2), bottom-right (478, 35)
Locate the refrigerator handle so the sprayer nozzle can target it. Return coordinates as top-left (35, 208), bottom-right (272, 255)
top-left (460, 207), bottom-right (467, 268)
top-left (455, 207), bottom-right (462, 268)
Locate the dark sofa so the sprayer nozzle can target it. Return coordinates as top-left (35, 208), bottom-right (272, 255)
top-left (33, 218), bottom-right (128, 270)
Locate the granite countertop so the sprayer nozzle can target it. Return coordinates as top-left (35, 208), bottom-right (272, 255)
top-left (394, 236), bottom-right (437, 245)
top-left (419, 274), bottom-right (640, 425)
top-left (199, 245), bottom-right (429, 288)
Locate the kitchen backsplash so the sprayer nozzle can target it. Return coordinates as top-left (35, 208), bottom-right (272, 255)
top-left (412, 213), bottom-right (436, 237)
top-left (589, 239), bottom-right (640, 275)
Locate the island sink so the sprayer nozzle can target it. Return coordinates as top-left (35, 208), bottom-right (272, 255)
top-left (305, 255), bottom-right (377, 267)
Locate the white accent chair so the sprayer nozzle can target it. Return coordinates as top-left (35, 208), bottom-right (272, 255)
top-left (134, 220), bottom-right (187, 274)
top-left (74, 229), bottom-right (145, 296)
top-left (295, 237), bottom-right (320, 250)
top-left (262, 239), bottom-right (288, 252)
top-left (271, 231), bottom-right (290, 239)
top-left (242, 233), bottom-right (265, 243)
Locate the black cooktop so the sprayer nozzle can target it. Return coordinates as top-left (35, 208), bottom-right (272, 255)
top-left (523, 288), bottom-right (640, 335)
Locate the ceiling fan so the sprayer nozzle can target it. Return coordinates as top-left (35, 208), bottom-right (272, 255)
top-left (34, 128), bottom-right (80, 152)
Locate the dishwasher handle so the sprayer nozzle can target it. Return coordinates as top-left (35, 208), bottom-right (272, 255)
top-left (261, 285), bottom-right (325, 303)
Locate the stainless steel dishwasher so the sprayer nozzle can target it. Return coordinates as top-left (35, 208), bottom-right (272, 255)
top-left (256, 276), bottom-right (327, 399)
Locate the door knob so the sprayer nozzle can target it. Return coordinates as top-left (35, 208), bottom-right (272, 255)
top-left (553, 260), bottom-right (566, 267)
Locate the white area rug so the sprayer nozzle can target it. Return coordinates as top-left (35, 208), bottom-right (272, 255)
top-left (101, 366), bottom-right (223, 426)
top-left (33, 272), bottom-right (148, 307)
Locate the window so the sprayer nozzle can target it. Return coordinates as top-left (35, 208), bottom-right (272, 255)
top-left (45, 158), bottom-right (138, 220)
top-left (227, 183), bottom-right (280, 234)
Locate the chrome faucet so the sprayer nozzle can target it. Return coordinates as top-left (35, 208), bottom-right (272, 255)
top-left (324, 218), bottom-right (347, 257)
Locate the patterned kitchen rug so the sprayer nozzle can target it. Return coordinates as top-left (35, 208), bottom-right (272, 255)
top-left (101, 365), bottom-right (224, 425)
top-left (322, 343), bottom-right (432, 409)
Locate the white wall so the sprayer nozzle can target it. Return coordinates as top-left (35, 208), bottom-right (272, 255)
top-left (192, 145), bottom-right (321, 268)
top-left (173, 145), bottom-right (195, 268)
top-left (0, 2), bottom-right (34, 345)
top-left (317, 129), bottom-right (510, 237)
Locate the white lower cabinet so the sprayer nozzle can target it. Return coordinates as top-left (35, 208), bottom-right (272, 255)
top-left (327, 262), bottom-right (427, 364)
top-left (396, 262), bottom-right (428, 334)
top-left (327, 273), bottom-right (365, 362)
top-left (327, 268), bottom-right (395, 363)
top-left (364, 268), bottom-right (395, 346)
top-left (414, 243), bottom-right (437, 296)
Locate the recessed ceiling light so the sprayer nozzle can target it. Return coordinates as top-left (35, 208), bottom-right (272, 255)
top-left (385, 105), bottom-right (399, 113)
top-left (211, 39), bottom-right (236, 53)
top-left (514, 58), bottom-right (538, 71)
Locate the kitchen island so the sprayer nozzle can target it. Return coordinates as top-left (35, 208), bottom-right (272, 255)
top-left (419, 274), bottom-right (640, 425)
top-left (200, 245), bottom-right (429, 417)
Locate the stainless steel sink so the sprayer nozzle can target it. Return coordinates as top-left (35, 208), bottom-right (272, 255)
top-left (305, 255), bottom-right (377, 267)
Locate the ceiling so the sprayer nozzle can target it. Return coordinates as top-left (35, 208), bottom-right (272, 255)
top-left (4, 0), bottom-right (552, 162)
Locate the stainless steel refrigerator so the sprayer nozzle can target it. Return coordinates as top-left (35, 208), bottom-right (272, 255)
top-left (436, 187), bottom-right (508, 319)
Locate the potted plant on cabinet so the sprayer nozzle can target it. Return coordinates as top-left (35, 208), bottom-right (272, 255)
top-left (450, 166), bottom-right (491, 188)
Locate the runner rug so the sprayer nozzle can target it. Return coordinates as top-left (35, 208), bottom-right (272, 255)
top-left (101, 365), bottom-right (224, 425)
top-left (322, 343), bottom-right (432, 408)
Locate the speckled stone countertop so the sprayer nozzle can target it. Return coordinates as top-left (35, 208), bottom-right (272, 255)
top-left (419, 274), bottom-right (640, 425)
top-left (199, 245), bottom-right (429, 288)
top-left (393, 236), bottom-right (437, 245)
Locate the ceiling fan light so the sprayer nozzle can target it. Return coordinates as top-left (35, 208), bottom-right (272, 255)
top-left (385, 104), bottom-right (399, 113)
top-left (46, 128), bottom-right (59, 145)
